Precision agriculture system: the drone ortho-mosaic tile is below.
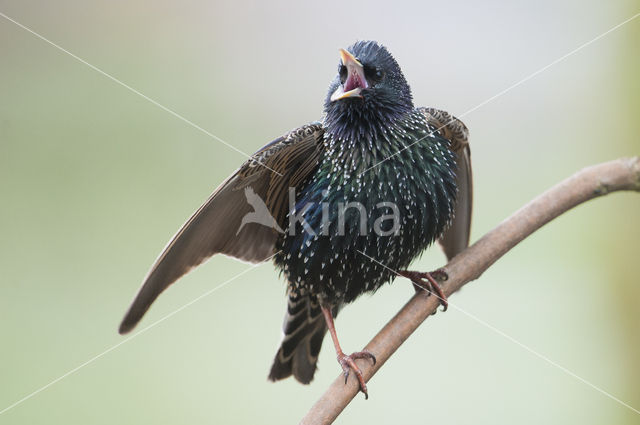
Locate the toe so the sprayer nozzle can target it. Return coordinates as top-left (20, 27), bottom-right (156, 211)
top-left (338, 354), bottom-right (372, 399)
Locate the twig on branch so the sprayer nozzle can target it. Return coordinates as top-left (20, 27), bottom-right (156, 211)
top-left (300, 157), bottom-right (640, 425)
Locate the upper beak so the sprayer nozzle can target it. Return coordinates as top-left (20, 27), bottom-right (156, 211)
top-left (339, 48), bottom-right (362, 68)
top-left (330, 48), bottom-right (368, 102)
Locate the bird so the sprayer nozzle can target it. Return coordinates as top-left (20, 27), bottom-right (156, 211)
top-left (119, 40), bottom-right (472, 399)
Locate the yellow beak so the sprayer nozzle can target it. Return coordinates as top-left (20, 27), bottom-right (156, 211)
top-left (330, 48), bottom-right (368, 102)
top-left (339, 48), bottom-right (362, 67)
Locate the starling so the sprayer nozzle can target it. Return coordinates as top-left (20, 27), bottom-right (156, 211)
top-left (119, 40), bottom-right (472, 398)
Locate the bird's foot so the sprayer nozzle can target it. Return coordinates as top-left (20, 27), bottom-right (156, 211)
top-left (337, 350), bottom-right (376, 399)
top-left (399, 269), bottom-right (449, 311)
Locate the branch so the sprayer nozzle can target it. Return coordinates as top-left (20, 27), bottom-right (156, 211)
top-left (300, 157), bottom-right (640, 425)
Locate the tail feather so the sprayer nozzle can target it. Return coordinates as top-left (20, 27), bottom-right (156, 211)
top-left (268, 295), bottom-right (338, 384)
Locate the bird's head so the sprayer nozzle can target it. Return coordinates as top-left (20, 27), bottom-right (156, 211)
top-left (324, 41), bottom-right (413, 140)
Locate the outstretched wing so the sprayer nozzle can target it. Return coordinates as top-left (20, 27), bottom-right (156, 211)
top-left (420, 107), bottom-right (473, 261)
top-left (119, 123), bottom-right (325, 334)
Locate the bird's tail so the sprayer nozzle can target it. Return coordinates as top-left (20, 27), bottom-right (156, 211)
top-left (268, 294), bottom-right (338, 384)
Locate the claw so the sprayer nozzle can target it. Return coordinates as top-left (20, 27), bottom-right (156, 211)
top-left (338, 351), bottom-right (376, 399)
top-left (399, 270), bottom-right (449, 311)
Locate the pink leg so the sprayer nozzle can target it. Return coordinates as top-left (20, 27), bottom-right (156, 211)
top-left (321, 305), bottom-right (376, 399)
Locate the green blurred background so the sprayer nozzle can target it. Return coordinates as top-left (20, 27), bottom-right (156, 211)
top-left (1, 0), bottom-right (639, 423)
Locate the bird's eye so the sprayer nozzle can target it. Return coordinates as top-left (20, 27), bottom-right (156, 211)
top-left (364, 66), bottom-right (385, 84)
top-left (339, 65), bottom-right (348, 83)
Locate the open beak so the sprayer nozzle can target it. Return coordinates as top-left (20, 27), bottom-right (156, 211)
top-left (330, 48), bottom-right (368, 102)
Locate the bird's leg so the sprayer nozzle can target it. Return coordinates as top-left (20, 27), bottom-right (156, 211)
top-left (398, 269), bottom-right (449, 311)
top-left (320, 304), bottom-right (376, 399)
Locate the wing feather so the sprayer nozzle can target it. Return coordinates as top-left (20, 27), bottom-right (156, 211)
top-left (420, 107), bottom-right (473, 261)
top-left (119, 123), bottom-right (324, 334)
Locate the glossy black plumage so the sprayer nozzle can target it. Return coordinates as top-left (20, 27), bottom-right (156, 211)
top-left (119, 40), bottom-right (472, 390)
